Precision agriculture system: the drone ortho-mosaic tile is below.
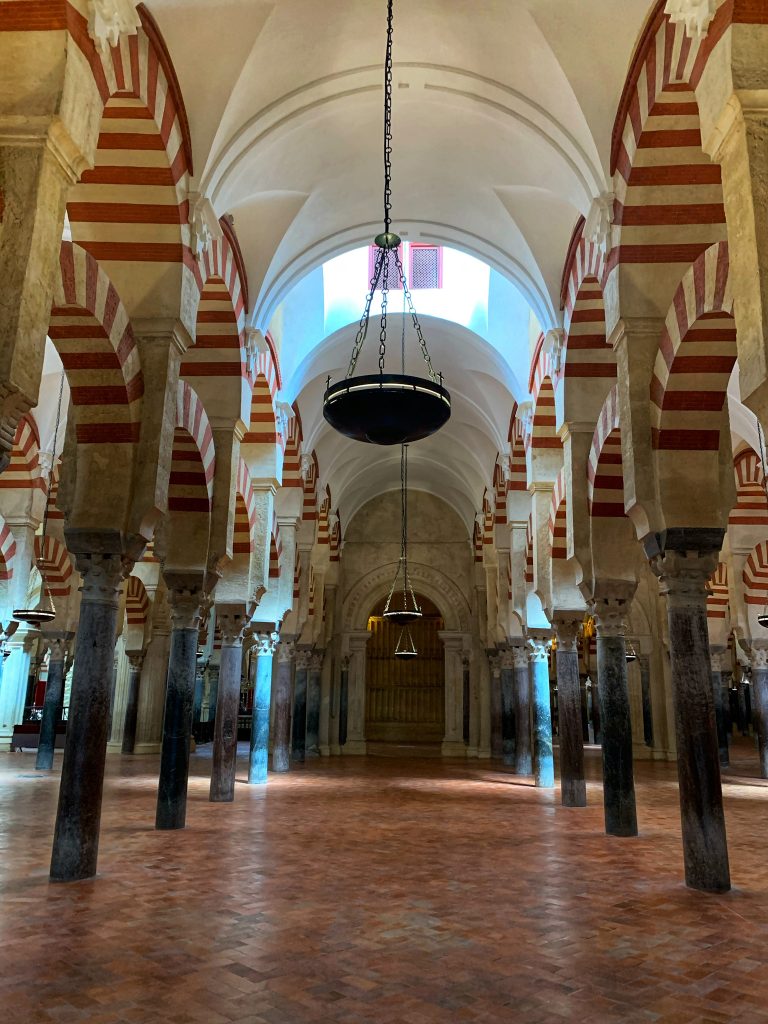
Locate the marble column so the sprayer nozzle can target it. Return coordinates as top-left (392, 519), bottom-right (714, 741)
top-left (338, 656), bottom-right (349, 748)
top-left (751, 646), bottom-right (768, 780)
top-left (134, 627), bottom-right (171, 754)
top-left (250, 631), bottom-right (280, 783)
top-left (735, 674), bottom-right (749, 736)
top-left (593, 595), bottom-right (638, 838)
top-left (272, 640), bottom-right (295, 773)
top-left (210, 606), bottom-right (249, 801)
top-left (462, 656), bottom-right (471, 745)
top-left (721, 669), bottom-right (733, 737)
top-left (710, 649), bottom-right (730, 768)
top-left (500, 649), bottom-right (516, 766)
top-left (121, 651), bottom-right (145, 755)
top-left (292, 650), bottom-right (310, 763)
top-left (155, 578), bottom-right (204, 831)
top-left (35, 638), bottom-right (69, 771)
top-left (205, 663), bottom-right (220, 727)
top-left (529, 638), bottom-right (554, 788)
top-left (512, 645), bottom-right (532, 775)
top-left (638, 653), bottom-right (654, 747)
top-left (440, 632), bottom-right (467, 757)
top-left (647, 535), bottom-right (730, 893)
top-left (50, 548), bottom-right (131, 882)
top-left (346, 632), bottom-right (370, 754)
top-left (489, 654), bottom-right (503, 758)
top-left (306, 651), bottom-right (323, 758)
top-left (553, 615), bottom-right (586, 808)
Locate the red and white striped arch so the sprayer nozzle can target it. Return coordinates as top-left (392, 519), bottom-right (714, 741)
top-left (35, 536), bottom-right (73, 599)
top-left (67, 6), bottom-right (193, 288)
top-left (650, 242), bottom-right (734, 452)
top-left (125, 575), bottom-right (150, 626)
top-left (524, 514), bottom-right (534, 585)
top-left (493, 460), bottom-right (507, 525)
top-left (317, 488), bottom-right (331, 546)
top-left (743, 542), bottom-right (768, 607)
top-left (706, 562), bottom-right (729, 622)
top-left (330, 513), bottom-right (341, 563)
top-left (508, 416), bottom-right (527, 493)
top-left (588, 385), bottom-right (624, 518)
top-left (549, 469), bottom-right (567, 561)
top-left (50, 242), bottom-right (143, 444)
top-left (45, 462), bottom-right (64, 525)
top-left (473, 520), bottom-right (483, 564)
top-left (0, 516), bottom-right (16, 584)
top-left (561, 226), bottom-right (614, 384)
top-left (531, 375), bottom-right (559, 451)
top-left (292, 550), bottom-right (301, 602)
top-left (302, 452), bottom-right (319, 522)
top-left (233, 458), bottom-right (257, 555)
top-left (282, 409), bottom-right (303, 488)
top-left (482, 491), bottom-right (494, 547)
top-left (269, 513), bottom-right (282, 580)
top-left (729, 448), bottom-right (768, 529)
top-left (168, 381), bottom-right (215, 514)
top-left (0, 416), bottom-right (45, 494)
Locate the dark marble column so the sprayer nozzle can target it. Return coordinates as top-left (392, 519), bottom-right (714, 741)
top-left (249, 631), bottom-right (279, 783)
top-left (638, 653), bottom-right (654, 747)
top-left (529, 638), bottom-right (554, 787)
top-left (338, 656), bottom-right (349, 748)
top-left (512, 645), bottom-right (532, 774)
top-left (210, 606), bottom-right (248, 801)
top-left (751, 647), bottom-right (768, 780)
top-left (553, 615), bottom-right (586, 808)
top-left (735, 674), bottom-right (749, 736)
top-left (192, 663), bottom-right (205, 740)
top-left (710, 649), bottom-right (729, 768)
top-left (121, 650), bottom-right (145, 754)
top-left (292, 650), bottom-right (310, 763)
top-left (500, 649), bottom-right (516, 766)
top-left (306, 651), bottom-right (323, 758)
top-left (646, 533), bottom-right (730, 893)
top-left (155, 578), bottom-right (204, 831)
top-left (272, 640), bottom-right (295, 772)
top-left (36, 638), bottom-right (69, 771)
top-left (593, 593), bottom-right (638, 838)
top-left (721, 669), bottom-right (732, 736)
top-left (489, 654), bottom-right (503, 758)
top-left (206, 663), bottom-right (220, 729)
top-left (50, 546), bottom-right (133, 882)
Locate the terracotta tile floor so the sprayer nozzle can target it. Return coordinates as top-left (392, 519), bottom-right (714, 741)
top-left (1, 741), bottom-right (768, 1023)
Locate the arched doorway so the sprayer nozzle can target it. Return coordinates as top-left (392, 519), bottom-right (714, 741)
top-left (365, 594), bottom-right (445, 748)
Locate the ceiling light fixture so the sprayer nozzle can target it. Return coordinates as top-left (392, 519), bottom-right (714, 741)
top-left (322, 0), bottom-right (451, 446)
top-left (383, 444), bottom-right (421, 627)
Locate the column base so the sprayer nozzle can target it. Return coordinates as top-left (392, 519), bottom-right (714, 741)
top-left (477, 746), bottom-right (492, 759)
top-left (466, 745), bottom-right (478, 758)
top-left (329, 743), bottom-right (342, 755)
top-left (343, 741), bottom-right (367, 755)
top-left (441, 740), bottom-right (468, 757)
top-left (133, 742), bottom-right (162, 755)
top-left (106, 741), bottom-right (124, 754)
top-left (320, 745), bottom-right (331, 756)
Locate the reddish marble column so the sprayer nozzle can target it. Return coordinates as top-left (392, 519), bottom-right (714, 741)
top-left (272, 640), bottom-right (295, 772)
top-left (209, 605), bottom-right (249, 801)
top-left (306, 651), bottom-right (323, 757)
top-left (36, 637), bottom-right (69, 771)
top-left (553, 615), bottom-right (586, 808)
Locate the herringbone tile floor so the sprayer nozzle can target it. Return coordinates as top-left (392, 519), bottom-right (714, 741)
top-left (1, 741), bottom-right (767, 1023)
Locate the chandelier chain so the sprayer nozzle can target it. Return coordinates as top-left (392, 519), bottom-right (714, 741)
top-left (393, 250), bottom-right (438, 383)
top-left (379, 247), bottom-right (389, 374)
top-left (383, 0), bottom-right (394, 235)
top-left (347, 246), bottom-right (385, 378)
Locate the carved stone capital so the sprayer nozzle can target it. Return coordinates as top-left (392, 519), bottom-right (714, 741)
top-left (488, 653), bottom-right (501, 675)
top-left (511, 645), bottom-right (528, 670)
top-left (648, 548), bottom-right (720, 609)
top-left (163, 575), bottom-right (206, 631)
top-left (46, 637), bottom-right (70, 665)
top-left (254, 631), bottom-right (280, 657)
top-left (499, 648), bottom-right (515, 671)
top-left (309, 651), bottom-right (324, 673)
top-left (87, 0), bottom-right (141, 55)
top-left (75, 551), bottom-right (129, 607)
top-left (216, 604), bottom-right (249, 648)
top-left (295, 649), bottom-right (312, 671)
top-left (126, 650), bottom-right (145, 673)
top-left (591, 595), bottom-right (632, 639)
top-left (276, 638), bottom-right (294, 662)
top-left (527, 637), bottom-right (550, 663)
top-left (751, 646), bottom-right (768, 671)
top-left (552, 614), bottom-right (582, 651)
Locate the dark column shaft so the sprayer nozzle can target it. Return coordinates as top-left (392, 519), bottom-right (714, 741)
top-left (555, 624), bottom-right (586, 808)
top-left (530, 643), bottom-right (554, 788)
top-left (121, 655), bottom-right (144, 754)
top-left (36, 645), bottom-right (67, 771)
top-left (306, 657), bottom-right (322, 757)
top-left (639, 654), bottom-right (654, 747)
top-left (651, 542), bottom-right (730, 893)
top-left (272, 643), bottom-right (294, 772)
top-left (513, 649), bottom-right (532, 774)
top-left (292, 658), bottom-right (308, 763)
top-left (500, 661), bottom-right (515, 766)
top-left (596, 634), bottom-right (637, 836)
top-left (710, 653), bottom-right (729, 768)
top-left (752, 659), bottom-right (768, 780)
top-left (156, 624), bottom-right (199, 829)
top-left (210, 641), bottom-right (243, 801)
top-left (50, 553), bottom-right (124, 882)
top-left (338, 662), bottom-right (349, 747)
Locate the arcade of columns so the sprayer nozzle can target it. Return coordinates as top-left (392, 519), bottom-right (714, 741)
top-left (1, 0), bottom-right (768, 895)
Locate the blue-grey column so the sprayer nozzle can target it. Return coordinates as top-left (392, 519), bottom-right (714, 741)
top-left (751, 647), bottom-right (768, 780)
top-left (710, 649), bottom-right (729, 768)
top-left (50, 549), bottom-right (128, 882)
top-left (36, 638), bottom-right (68, 770)
top-left (155, 580), bottom-right (203, 831)
top-left (554, 616), bottom-right (586, 808)
top-left (292, 650), bottom-right (310, 763)
top-left (647, 536), bottom-right (730, 893)
top-left (593, 596), bottom-right (638, 838)
top-left (121, 651), bottom-right (145, 754)
top-left (249, 631), bottom-right (279, 783)
top-left (210, 607), bottom-right (248, 801)
top-left (338, 656), bottom-right (349, 747)
top-left (512, 645), bottom-right (532, 774)
top-left (529, 638), bottom-right (554, 787)
top-left (638, 653), bottom-right (654, 747)
top-left (500, 649), bottom-right (515, 766)
top-left (306, 651), bottom-right (323, 758)
top-left (489, 654), bottom-right (502, 758)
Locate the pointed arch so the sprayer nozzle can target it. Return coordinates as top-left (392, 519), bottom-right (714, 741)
top-left (706, 562), bottom-right (729, 622)
top-left (0, 415), bottom-right (44, 493)
top-left (509, 417), bottom-right (527, 492)
top-left (531, 376), bottom-right (559, 450)
top-left (549, 469), bottom-right (567, 561)
top-left (743, 542), bottom-right (768, 607)
top-left (588, 385), bottom-right (625, 519)
top-left (730, 448), bottom-right (768, 529)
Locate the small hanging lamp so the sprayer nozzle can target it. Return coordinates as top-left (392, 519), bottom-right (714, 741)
top-left (14, 372), bottom-right (65, 628)
top-left (625, 639), bottom-right (638, 663)
top-left (394, 625), bottom-right (418, 659)
top-left (383, 445), bottom-right (421, 625)
top-left (322, 0), bottom-right (451, 446)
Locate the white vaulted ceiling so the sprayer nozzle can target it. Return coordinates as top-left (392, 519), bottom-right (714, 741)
top-left (145, 0), bottom-right (655, 526)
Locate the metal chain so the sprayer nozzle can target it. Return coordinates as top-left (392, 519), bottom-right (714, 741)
top-left (394, 250), bottom-right (438, 383)
top-left (379, 246), bottom-right (389, 373)
top-left (383, 0), bottom-right (394, 234)
top-left (347, 246), bottom-right (385, 378)
top-left (41, 370), bottom-right (65, 543)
